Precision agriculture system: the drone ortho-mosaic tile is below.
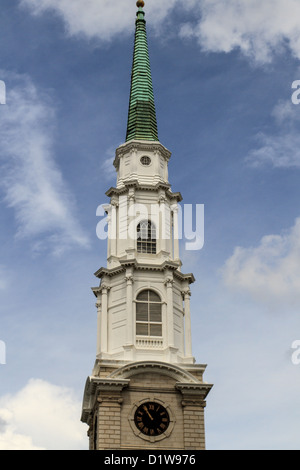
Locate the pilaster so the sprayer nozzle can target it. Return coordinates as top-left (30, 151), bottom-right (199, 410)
top-left (182, 288), bottom-right (193, 359)
top-left (94, 379), bottom-right (129, 450)
top-left (97, 284), bottom-right (110, 357)
top-left (164, 274), bottom-right (175, 349)
top-left (125, 267), bottom-right (135, 359)
top-left (176, 383), bottom-right (212, 451)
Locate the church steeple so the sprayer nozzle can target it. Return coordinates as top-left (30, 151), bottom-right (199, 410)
top-left (81, 0), bottom-right (212, 451)
top-left (126, 1), bottom-right (159, 142)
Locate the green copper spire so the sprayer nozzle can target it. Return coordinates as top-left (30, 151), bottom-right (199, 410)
top-left (126, 1), bottom-right (159, 142)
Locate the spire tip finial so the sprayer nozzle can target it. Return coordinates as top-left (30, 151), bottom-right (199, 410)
top-left (136, 0), bottom-right (145, 8)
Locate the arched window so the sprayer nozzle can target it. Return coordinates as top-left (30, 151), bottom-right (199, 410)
top-left (137, 220), bottom-right (156, 254)
top-left (136, 290), bottom-right (162, 337)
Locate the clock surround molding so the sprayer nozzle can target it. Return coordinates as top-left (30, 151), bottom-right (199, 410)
top-left (129, 397), bottom-right (175, 443)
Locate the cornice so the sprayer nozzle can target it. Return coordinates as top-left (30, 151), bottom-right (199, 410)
top-left (174, 270), bottom-right (195, 284)
top-left (93, 264), bottom-right (125, 279)
top-left (176, 382), bottom-right (213, 401)
top-left (93, 260), bottom-right (194, 284)
top-left (105, 181), bottom-right (182, 202)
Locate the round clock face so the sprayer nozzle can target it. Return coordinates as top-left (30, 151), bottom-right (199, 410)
top-left (134, 402), bottom-right (170, 437)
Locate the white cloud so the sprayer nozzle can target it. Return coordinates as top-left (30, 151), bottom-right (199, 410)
top-left (222, 218), bottom-right (300, 308)
top-left (247, 99), bottom-right (300, 168)
top-left (271, 99), bottom-right (299, 125)
top-left (247, 132), bottom-right (300, 169)
top-left (101, 145), bottom-right (121, 183)
top-left (20, 0), bottom-right (300, 64)
top-left (19, 0), bottom-right (189, 41)
top-left (0, 379), bottom-right (87, 450)
top-left (0, 73), bottom-right (90, 255)
top-left (180, 0), bottom-right (300, 64)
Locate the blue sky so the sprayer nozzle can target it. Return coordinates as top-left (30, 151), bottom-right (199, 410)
top-left (0, 0), bottom-right (300, 450)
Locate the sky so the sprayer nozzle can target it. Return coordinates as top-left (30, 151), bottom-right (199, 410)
top-left (0, 0), bottom-right (300, 450)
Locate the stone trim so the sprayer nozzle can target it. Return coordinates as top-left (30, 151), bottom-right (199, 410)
top-left (93, 260), bottom-right (195, 284)
top-left (108, 361), bottom-right (202, 384)
top-left (176, 383), bottom-right (213, 401)
top-left (81, 376), bottom-right (129, 425)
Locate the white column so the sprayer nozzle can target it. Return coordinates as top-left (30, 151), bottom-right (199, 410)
top-left (183, 289), bottom-right (193, 358)
top-left (103, 205), bottom-right (112, 260)
top-left (119, 195), bottom-right (128, 242)
top-left (165, 277), bottom-right (175, 348)
top-left (172, 204), bottom-right (180, 261)
top-left (100, 286), bottom-right (109, 354)
top-left (96, 298), bottom-right (102, 357)
top-left (159, 195), bottom-right (170, 255)
top-left (127, 191), bottom-right (136, 256)
top-left (125, 270), bottom-right (134, 346)
top-left (162, 302), bottom-right (168, 349)
top-left (110, 202), bottom-right (117, 257)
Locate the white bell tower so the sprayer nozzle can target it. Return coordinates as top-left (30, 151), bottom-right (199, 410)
top-left (81, 1), bottom-right (212, 451)
top-left (94, 138), bottom-right (195, 365)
